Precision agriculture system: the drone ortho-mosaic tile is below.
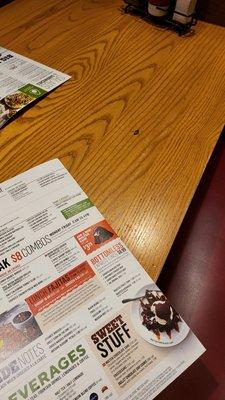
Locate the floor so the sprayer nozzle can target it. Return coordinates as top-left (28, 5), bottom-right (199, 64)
top-left (197, 0), bottom-right (225, 27)
top-left (157, 130), bottom-right (225, 399)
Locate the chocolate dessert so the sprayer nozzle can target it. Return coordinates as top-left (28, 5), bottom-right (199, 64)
top-left (140, 290), bottom-right (182, 340)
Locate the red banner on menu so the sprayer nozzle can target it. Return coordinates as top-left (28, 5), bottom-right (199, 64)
top-left (75, 220), bottom-right (117, 255)
top-left (26, 262), bottom-right (95, 315)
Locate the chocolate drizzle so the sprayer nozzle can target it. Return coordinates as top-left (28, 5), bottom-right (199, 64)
top-left (140, 290), bottom-right (182, 340)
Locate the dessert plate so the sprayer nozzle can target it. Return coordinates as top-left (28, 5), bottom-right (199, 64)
top-left (131, 284), bottom-right (190, 347)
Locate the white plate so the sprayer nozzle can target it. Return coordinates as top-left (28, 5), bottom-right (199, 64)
top-left (131, 284), bottom-right (189, 347)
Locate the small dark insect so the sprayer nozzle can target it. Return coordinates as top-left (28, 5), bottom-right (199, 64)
top-left (133, 129), bottom-right (140, 135)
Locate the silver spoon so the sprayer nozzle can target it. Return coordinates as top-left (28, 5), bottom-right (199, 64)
top-left (122, 296), bottom-right (145, 304)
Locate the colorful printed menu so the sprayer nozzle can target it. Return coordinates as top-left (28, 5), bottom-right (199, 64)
top-left (0, 160), bottom-right (205, 400)
top-left (0, 48), bottom-right (70, 128)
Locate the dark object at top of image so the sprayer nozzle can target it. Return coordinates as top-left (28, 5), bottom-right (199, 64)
top-left (123, 0), bottom-right (197, 36)
top-left (196, 0), bottom-right (225, 27)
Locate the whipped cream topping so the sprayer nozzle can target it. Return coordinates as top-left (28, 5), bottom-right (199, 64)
top-left (151, 301), bottom-right (173, 326)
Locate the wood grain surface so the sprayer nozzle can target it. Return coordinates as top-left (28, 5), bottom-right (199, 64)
top-left (0, 0), bottom-right (225, 281)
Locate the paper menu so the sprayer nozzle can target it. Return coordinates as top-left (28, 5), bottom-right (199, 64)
top-left (0, 159), bottom-right (205, 400)
top-left (0, 47), bottom-right (70, 129)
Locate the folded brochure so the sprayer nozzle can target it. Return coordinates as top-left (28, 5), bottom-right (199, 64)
top-left (0, 48), bottom-right (70, 128)
top-left (0, 160), bottom-right (205, 400)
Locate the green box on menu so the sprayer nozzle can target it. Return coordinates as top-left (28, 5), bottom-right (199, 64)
top-left (19, 83), bottom-right (47, 98)
top-left (61, 198), bottom-right (93, 219)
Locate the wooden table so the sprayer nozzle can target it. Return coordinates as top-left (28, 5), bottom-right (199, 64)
top-left (0, 0), bottom-right (225, 281)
